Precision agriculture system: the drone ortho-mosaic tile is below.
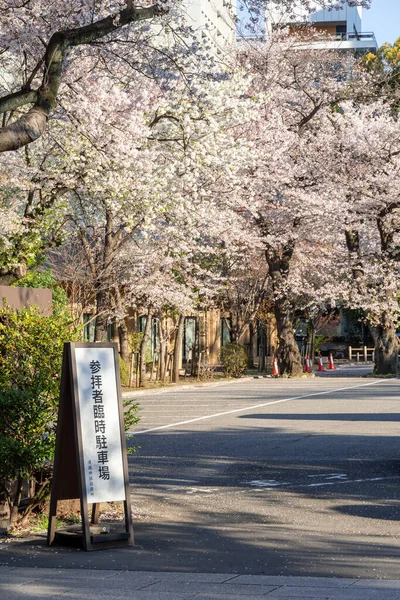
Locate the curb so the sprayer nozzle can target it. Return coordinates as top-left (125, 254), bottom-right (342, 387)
top-left (122, 376), bottom-right (253, 399)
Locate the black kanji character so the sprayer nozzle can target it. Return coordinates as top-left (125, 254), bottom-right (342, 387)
top-left (98, 466), bottom-right (110, 480)
top-left (96, 435), bottom-right (108, 450)
top-left (92, 389), bottom-right (103, 403)
top-left (97, 450), bottom-right (109, 464)
top-left (94, 420), bottom-right (106, 434)
top-left (93, 405), bottom-right (105, 419)
top-left (91, 374), bottom-right (102, 389)
top-left (89, 360), bottom-right (101, 374)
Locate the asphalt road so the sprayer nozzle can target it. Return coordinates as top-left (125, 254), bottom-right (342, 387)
top-left (1, 376), bottom-right (399, 579)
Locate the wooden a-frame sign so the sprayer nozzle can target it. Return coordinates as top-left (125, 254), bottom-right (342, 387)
top-left (47, 342), bottom-right (134, 551)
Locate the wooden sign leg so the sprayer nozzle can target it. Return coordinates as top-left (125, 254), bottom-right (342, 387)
top-left (47, 496), bottom-right (58, 546)
top-left (81, 496), bottom-right (92, 551)
top-left (91, 503), bottom-right (100, 524)
top-left (124, 500), bottom-right (134, 545)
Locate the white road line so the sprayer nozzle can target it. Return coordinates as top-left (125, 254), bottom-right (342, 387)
top-left (130, 379), bottom-right (385, 436)
top-left (249, 475), bottom-right (400, 491)
top-left (302, 476), bottom-right (400, 488)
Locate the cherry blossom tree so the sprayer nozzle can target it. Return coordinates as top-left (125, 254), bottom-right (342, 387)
top-left (237, 36), bottom-right (358, 374)
top-left (0, 0), bottom-right (173, 152)
top-left (238, 31), bottom-right (400, 376)
top-left (328, 101), bottom-right (400, 374)
top-left (0, 136), bottom-right (72, 284)
top-left (0, 1), bottom-right (372, 153)
top-left (43, 63), bottom-right (257, 385)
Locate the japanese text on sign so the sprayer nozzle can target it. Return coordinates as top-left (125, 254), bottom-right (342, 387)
top-left (75, 347), bottom-right (126, 503)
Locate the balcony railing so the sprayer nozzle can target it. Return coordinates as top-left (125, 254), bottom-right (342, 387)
top-left (237, 31), bottom-right (378, 48)
top-left (314, 31), bottom-right (377, 44)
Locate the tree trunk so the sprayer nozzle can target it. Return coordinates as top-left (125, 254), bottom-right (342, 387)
top-left (139, 309), bottom-right (153, 387)
top-left (371, 312), bottom-right (399, 375)
top-left (159, 339), bottom-right (166, 382)
top-left (231, 312), bottom-right (239, 343)
top-left (118, 318), bottom-right (130, 363)
top-left (159, 317), bottom-right (167, 383)
top-left (94, 208), bottom-right (114, 342)
top-left (274, 298), bottom-right (303, 375)
top-left (115, 285), bottom-right (129, 362)
top-left (94, 290), bottom-right (109, 342)
top-left (248, 321), bottom-right (255, 369)
top-left (172, 314), bottom-right (185, 384)
top-left (264, 241), bottom-right (302, 376)
top-left (10, 475), bottom-right (23, 525)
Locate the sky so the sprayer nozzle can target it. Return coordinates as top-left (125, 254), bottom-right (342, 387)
top-left (361, 0), bottom-right (400, 46)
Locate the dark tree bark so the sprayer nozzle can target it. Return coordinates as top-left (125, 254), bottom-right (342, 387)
top-left (248, 320), bottom-right (255, 369)
top-left (345, 226), bottom-right (399, 375)
top-left (139, 308), bottom-right (153, 387)
top-left (118, 319), bottom-right (130, 364)
top-left (94, 290), bottom-right (109, 342)
top-left (10, 476), bottom-right (23, 525)
top-left (93, 207), bottom-right (114, 342)
top-left (230, 312), bottom-right (240, 343)
top-left (274, 298), bottom-right (303, 375)
top-left (265, 243), bottom-right (302, 375)
top-left (371, 312), bottom-right (399, 375)
top-left (374, 210), bottom-right (400, 374)
top-left (158, 316), bottom-right (168, 383)
top-left (345, 229), bottom-right (364, 281)
top-left (172, 314), bottom-right (185, 384)
top-left (114, 286), bottom-right (130, 363)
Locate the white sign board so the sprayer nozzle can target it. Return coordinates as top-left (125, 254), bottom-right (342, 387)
top-left (75, 347), bottom-right (126, 503)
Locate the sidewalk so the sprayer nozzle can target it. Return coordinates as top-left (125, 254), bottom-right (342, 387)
top-left (121, 375), bottom-right (254, 400)
top-left (314, 363), bottom-right (373, 377)
top-left (2, 567), bottom-right (400, 599)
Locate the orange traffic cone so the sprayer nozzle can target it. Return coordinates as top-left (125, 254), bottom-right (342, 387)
top-left (304, 354), bottom-right (312, 373)
top-left (318, 354), bottom-right (325, 372)
top-left (272, 357), bottom-right (279, 376)
top-left (328, 353), bottom-right (335, 370)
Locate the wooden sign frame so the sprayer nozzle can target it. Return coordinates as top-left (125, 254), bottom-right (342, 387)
top-left (47, 342), bottom-right (134, 551)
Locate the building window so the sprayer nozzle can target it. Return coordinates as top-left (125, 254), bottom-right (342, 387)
top-left (256, 320), bottom-right (267, 358)
top-left (220, 317), bottom-right (232, 348)
top-left (138, 315), bottom-right (159, 358)
top-left (336, 24), bottom-right (346, 39)
top-left (107, 322), bottom-right (115, 342)
top-left (83, 314), bottom-right (96, 342)
top-left (182, 317), bottom-right (199, 363)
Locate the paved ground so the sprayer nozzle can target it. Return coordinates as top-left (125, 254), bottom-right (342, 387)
top-left (315, 364), bottom-right (373, 378)
top-left (2, 567), bottom-right (400, 599)
top-left (1, 373), bottom-right (399, 598)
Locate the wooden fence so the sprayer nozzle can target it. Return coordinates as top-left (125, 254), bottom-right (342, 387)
top-left (348, 346), bottom-right (375, 363)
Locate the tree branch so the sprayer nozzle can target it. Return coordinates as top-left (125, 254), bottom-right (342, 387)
top-left (0, 90), bottom-right (38, 114)
top-left (0, 3), bottom-right (161, 153)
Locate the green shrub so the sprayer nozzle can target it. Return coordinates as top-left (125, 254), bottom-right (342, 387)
top-left (119, 356), bottom-right (130, 387)
top-left (0, 304), bottom-right (80, 524)
top-left (0, 299), bottom-right (141, 526)
top-left (220, 343), bottom-right (248, 378)
top-left (314, 335), bottom-right (327, 355)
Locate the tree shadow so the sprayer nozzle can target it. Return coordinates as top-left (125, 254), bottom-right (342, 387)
top-left (122, 422), bottom-right (400, 578)
top-left (1, 422), bottom-right (399, 580)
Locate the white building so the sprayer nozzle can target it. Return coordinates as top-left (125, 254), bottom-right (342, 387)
top-left (265, 1), bottom-right (378, 54)
top-left (182, 0), bottom-right (237, 57)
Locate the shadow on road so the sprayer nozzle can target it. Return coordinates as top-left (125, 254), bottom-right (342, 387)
top-left (1, 411), bottom-right (399, 580)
